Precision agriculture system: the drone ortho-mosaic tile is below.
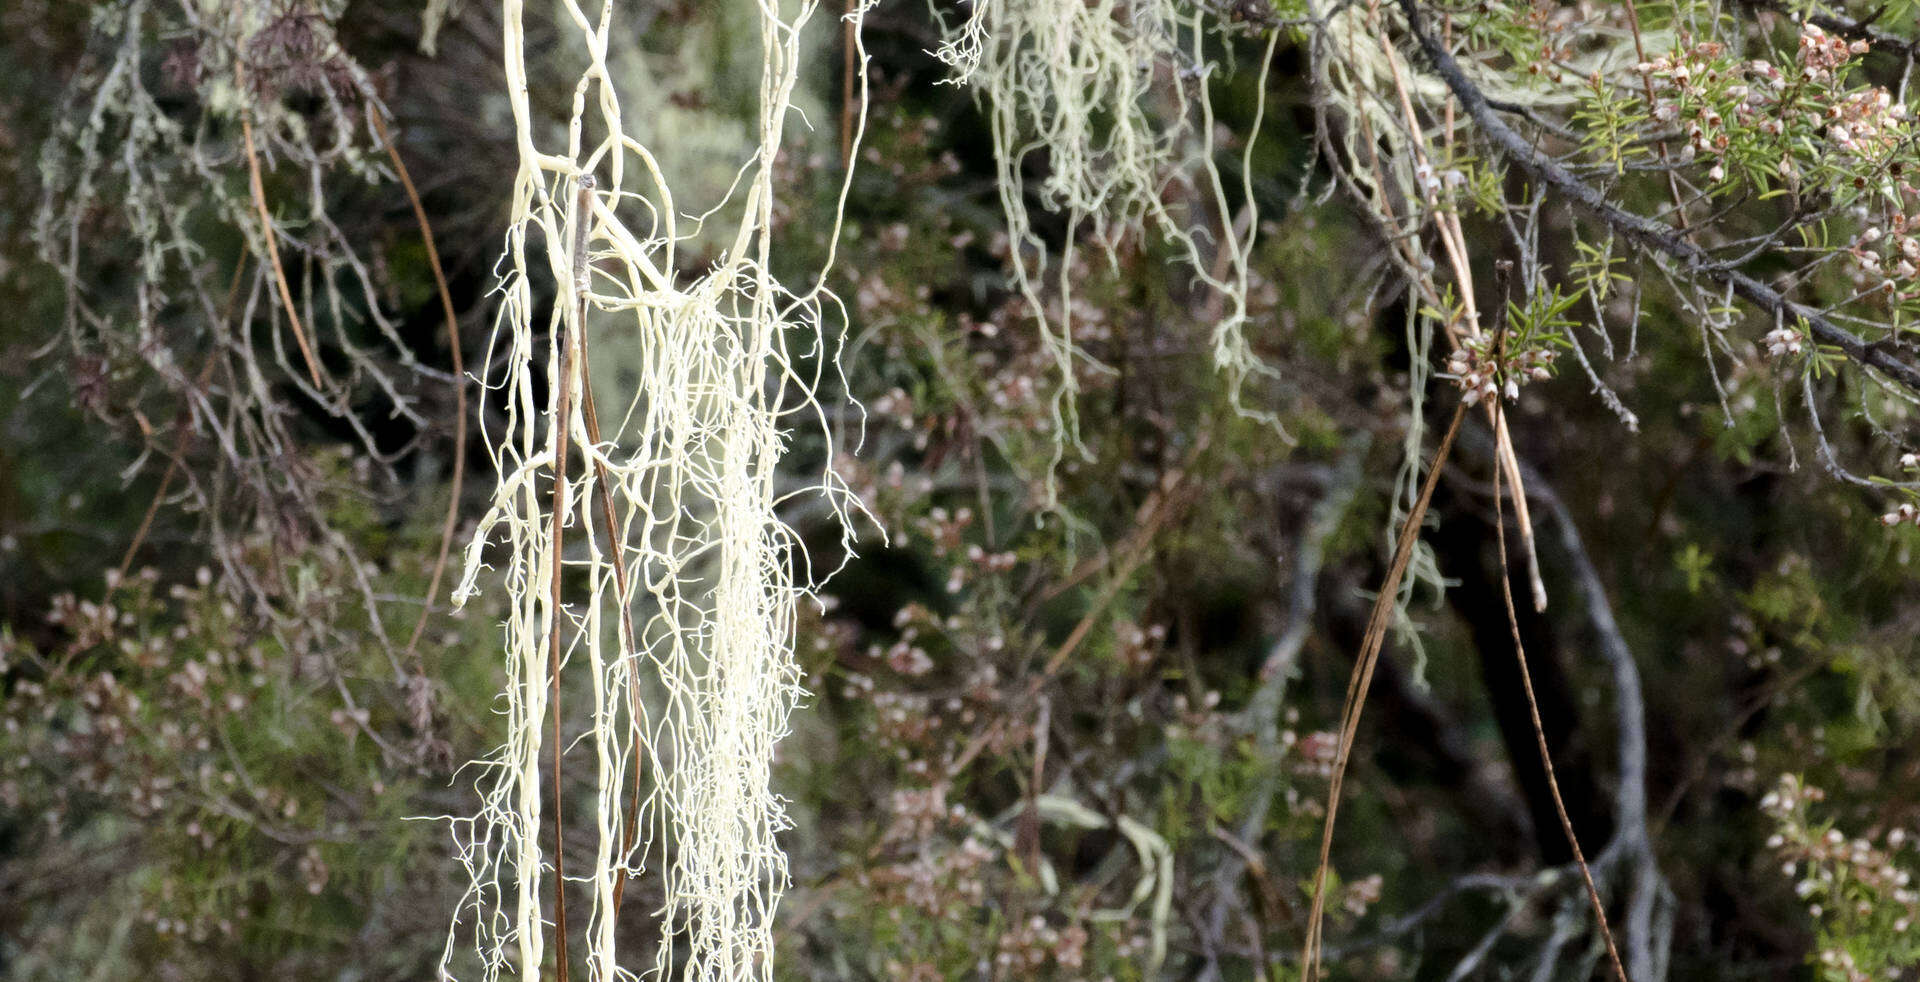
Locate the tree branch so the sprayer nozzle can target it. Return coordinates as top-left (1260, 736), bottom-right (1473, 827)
top-left (1396, 0), bottom-right (1920, 398)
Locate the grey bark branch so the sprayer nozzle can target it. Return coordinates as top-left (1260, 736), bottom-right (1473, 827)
top-left (1396, 0), bottom-right (1920, 399)
top-left (1197, 446), bottom-right (1368, 981)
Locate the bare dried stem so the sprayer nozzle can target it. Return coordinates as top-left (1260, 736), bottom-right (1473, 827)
top-left (371, 111), bottom-right (469, 668)
top-left (116, 258), bottom-right (246, 584)
top-left (1301, 397), bottom-right (1467, 980)
top-left (236, 64), bottom-right (324, 389)
top-left (575, 350), bottom-right (644, 919)
top-left (1489, 395), bottom-right (1630, 982)
top-left (543, 175), bottom-right (598, 982)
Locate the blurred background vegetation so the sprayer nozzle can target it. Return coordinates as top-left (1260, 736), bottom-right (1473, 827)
top-left (1, 1), bottom-right (1917, 979)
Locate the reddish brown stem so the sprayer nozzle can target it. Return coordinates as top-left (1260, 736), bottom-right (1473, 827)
top-left (371, 111), bottom-right (469, 670)
top-left (235, 64), bottom-right (323, 389)
top-left (545, 176), bottom-right (595, 982)
top-left (576, 349), bottom-right (644, 919)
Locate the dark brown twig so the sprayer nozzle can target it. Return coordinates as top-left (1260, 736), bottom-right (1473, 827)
top-left (1489, 392), bottom-right (1631, 982)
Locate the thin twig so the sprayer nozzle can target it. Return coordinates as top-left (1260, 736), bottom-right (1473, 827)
top-left (1489, 388), bottom-right (1630, 982)
top-left (545, 174), bottom-right (596, 982)
top-left (372, 111), bottom-right (469, 668)
top-left (116, 259), bottom-right (247, 584)
top-left (1301, 397), bottom-right (1468, 980)
top-left (578, 347), bottom-right (645, 919)
top-left (236, 64), bottom-right (324, 389)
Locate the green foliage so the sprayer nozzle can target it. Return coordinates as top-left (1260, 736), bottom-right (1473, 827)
top-left (1570, 237), bottom-right (1631, 304)
top-left (1675, 542), bottom-right (1715, 594)
top-left (1573, 69), bottom-right (1651, 175)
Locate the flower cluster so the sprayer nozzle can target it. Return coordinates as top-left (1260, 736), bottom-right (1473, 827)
top-left (1445, 336), bottom-right (1557, 405)
top-left (1342, 873), bottom-right (1386, 918)
top-left (1878, 455), bottom-right (1920, 528)
top-left (1637, 40), bottom-right (1737, 164)
top-left (1763, 324), bottom-right (1806, 358)
top-left (1821, 87), bottom-right (1907, 161)
top-left (874, 834), bottom-right (997, 916)
top-left (1796, 24), bottom-right (1867, 84)
top-left (1762, 774), bottom-right (1920, 980)
top-left (1112, 620), bottom-right (1168, 671)
top-left (994, 916), bottom-right (1090, 975)
top-left (1295, 729), bottom-right (1343, 779)
top-left (912, 506), bottom-right (1019, 593)
top-left (882, 784), bottom-right (968, 845)
top-left (1412, 161), bottom-right (1467, 202)
top-left (1634, 25), bottom-right (1903, 194)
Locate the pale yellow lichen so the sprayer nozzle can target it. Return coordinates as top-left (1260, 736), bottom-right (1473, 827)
top-left (443, 1), bottom-right (873, 979)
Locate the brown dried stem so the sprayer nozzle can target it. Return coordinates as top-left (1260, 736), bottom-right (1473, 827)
top-left (544, 175), bottom-right (598, 982)
top-left (576, 351), bottom-right (645, 919)
top-left (1489, 396), bottom-right (1631, 982)
top-left (236, 64), bottom-right (324, 389)
top-left (1301, 397), bottom-right (1468, 980)
top-left (370, 111), bottom-right (469, 668)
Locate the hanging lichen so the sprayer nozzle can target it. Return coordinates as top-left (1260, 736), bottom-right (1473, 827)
top-left (443, 0), bottom-right (871, 978)
top-left (934, 0), bottom-right (1278, 490)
